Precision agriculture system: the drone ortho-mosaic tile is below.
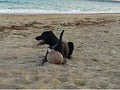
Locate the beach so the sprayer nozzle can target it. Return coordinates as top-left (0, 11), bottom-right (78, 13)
top-left (0, 13), bottom-right (120, 89)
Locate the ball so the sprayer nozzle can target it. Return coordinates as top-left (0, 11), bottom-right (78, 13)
top-left (47, 50), bottom-right (64, 64)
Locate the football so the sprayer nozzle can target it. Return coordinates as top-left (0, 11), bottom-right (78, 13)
top-left (47, 50), bottom-right (64, 64)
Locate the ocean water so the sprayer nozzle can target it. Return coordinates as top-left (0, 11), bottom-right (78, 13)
top-left (0, 0), bottom-right (120, 14)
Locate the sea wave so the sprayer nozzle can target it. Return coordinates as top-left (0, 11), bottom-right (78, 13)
top-left (0, 9), bottom-right (120, 14)
top-left (0, 0), bottom-right (120, 14)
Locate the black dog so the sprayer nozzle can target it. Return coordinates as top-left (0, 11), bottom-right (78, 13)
top-left (35, 30), bottom-right (74, 65)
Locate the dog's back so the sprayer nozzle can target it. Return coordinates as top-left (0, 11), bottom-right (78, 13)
top-left (59, 30), bottom-right (74, 58)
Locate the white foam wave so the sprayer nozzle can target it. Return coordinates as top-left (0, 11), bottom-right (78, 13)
top-left (0, 9), bottom-right (120, 14)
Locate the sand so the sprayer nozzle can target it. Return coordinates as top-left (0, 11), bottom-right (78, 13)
top-left (0, 13), bottom-right (120, 89)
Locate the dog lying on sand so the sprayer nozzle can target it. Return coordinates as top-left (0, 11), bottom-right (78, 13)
top-left (35, 30), bottom-right (74, 65)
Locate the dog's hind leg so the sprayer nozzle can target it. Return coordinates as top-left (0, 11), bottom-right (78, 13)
top-left (68, 42), bottom-right (74, 58)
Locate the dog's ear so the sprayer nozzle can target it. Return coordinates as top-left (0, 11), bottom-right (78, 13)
top-left (49, 30), bottom-right (53, 33)
top-left (48, 30), bottom-right (54, 35)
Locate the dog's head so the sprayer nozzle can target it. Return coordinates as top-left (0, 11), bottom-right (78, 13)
top-left (35, 30), bottom-right (57, 46)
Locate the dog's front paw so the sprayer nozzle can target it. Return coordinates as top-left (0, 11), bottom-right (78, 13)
top-left (35, 57), bottom-right (47, 66)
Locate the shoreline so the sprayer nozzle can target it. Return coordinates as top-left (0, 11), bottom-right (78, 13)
top-left (0, 13), bottom-right (120, 20)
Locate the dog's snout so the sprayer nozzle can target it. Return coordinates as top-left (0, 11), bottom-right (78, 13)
top-left (35, 36), bottom-right (40, 41)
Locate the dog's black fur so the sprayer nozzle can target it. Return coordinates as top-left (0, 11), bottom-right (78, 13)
top-left (35, 30), bottom-right (74, 65)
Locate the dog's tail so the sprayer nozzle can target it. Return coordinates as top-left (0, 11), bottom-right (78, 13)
top-left (59, 30), bottom-right (64, 42)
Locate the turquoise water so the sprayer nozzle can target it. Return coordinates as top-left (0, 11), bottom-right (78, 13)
top-left (0, 0), bottom-right (120, 14)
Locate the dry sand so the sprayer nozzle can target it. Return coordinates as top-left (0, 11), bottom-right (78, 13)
top-left (0, 13), bottom-right (120, 89)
